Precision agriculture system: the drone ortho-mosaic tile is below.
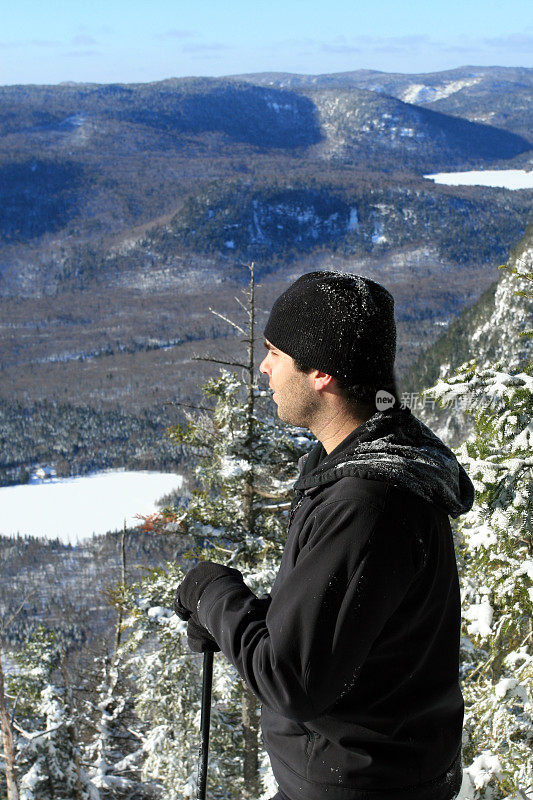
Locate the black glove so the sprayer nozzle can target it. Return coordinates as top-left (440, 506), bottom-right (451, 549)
top-left (174, 560), bottom-right (244, 620)
top-left (186, 614), bottom-right (220, 653)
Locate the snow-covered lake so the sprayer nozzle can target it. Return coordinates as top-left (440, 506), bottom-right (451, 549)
top-left (424, 169), bottom-right (533, 190)
top-left (0, 470), bottom-right (183, 544)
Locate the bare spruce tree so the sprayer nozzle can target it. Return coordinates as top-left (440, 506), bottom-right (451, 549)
top-left (125, 263), bottom-right (313, 799)
top-left (0, 650), bottom-right (19, 800)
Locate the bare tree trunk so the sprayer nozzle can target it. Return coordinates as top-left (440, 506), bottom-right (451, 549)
top-left (241, 263), bottom-right (263, 797)
top-left (114, 521), bottom-right (127, 655)
top-left (60, 660), bottom-right (87, 800)
top-left (243, 262), bottom-right (257, 547)
top-left (241, 685), bottom-right (260, 800)
top-left (202, 263), bottom-right (263, 794)
top-left (0, 651), bottom-right (19, 800)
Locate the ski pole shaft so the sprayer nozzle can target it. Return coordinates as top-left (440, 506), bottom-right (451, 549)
top-left (197, 650), bottom-right (214, 800)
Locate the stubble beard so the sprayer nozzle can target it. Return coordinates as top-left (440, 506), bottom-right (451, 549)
top-left (275, 375), bottom-right (320, 429)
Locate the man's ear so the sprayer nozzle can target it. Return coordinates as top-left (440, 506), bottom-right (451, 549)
top-left (313, 372), bottom-right (334, 391)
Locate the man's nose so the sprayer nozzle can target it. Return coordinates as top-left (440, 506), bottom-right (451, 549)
top-left (259, 355), bottom-right (269, 375)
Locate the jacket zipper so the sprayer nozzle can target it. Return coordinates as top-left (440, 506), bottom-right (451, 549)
top-left (289, 493), bottom-right (305, 527)
top-left (300, 722), bottom-right (317, 757)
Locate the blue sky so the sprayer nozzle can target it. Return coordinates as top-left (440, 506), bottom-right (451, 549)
top-left (2, 0), bottom-right (532, 85)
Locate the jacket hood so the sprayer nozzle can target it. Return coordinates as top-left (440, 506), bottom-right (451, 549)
top-left (294, 406), bottom-right (474, 518)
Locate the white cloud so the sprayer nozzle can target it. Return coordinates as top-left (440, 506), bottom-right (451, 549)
top-left (65, 49), bottom-right (100, 58)
top-left (267, 31), bottom-right (533, 69)
top-left (156, 29), bottom-right (198, 41)
top-left (483, 33), bottom-right (533, 50)
top-left (30, 39), bottom-right (62, 48)
top-left (71, 34), bottom-right (99, 47)
top-left (182, 41), bottom-right (233, 53)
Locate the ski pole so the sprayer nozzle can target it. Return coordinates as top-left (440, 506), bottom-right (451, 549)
top-left (197, 650), bottom-right (214, 800)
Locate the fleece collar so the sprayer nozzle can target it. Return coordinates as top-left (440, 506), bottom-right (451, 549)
top-left (294, 407), bottom-right (474, 519)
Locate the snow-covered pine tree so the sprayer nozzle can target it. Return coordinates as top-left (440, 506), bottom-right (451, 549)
top-left (8, 627), bottom-right (98, 800)
top-left (86, 526), bottom-right (152, 800)
top-left (424, 235), bottom-right (533, 799)
top-left (123, 264), bottom-right (312, 800)
top-left (86, 651), bottom-right (151, 800)
top-left (122, 564), bottom-right (224, 800)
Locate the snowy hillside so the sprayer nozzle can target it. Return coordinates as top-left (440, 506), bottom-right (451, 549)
top-left (469, 233), bottom-right (532, 369)
top-left (414, 223), bottom-right (533, 444)
top-left (401, 78), bottom-right (481, 105)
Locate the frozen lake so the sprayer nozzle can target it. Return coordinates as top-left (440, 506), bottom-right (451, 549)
top-left (0, 470), bottom-right (183, 543)
top-left (424, 169), bottom-right (533, 190)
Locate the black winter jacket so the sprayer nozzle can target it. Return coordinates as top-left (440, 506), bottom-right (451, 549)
top-left (197, 407), bottom-right (475, 800)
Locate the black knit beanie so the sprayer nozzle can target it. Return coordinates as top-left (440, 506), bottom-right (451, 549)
top-left (264, 271), bottom-right (396, 388)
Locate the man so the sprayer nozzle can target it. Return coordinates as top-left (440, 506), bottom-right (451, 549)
top-left (175, 271), bottom-right (474, 800)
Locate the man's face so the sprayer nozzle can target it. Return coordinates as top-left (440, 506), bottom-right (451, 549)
top-left (259, 339), bottom-right (319, 427)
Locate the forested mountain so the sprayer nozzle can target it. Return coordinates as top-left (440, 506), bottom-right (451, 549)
top-left (0, 70), bottom-right (531, 296)
top-left (156, 178), bottom-right (528, 264)
top-left (0, 79), bottom-right (321, 146)
top-left (234, 65), bottom-right (533, 142)
top-left (2, 173), bottom-right (529, 298)
top-left (2, 74), bottom-right (528, 170)
top-left (0, 67), bottom-right (532, 481)
top-left (0, 400), bottom-right (186, 486)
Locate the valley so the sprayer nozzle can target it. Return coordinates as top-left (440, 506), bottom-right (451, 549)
top-left (0, 66), bottom-right (532, 486)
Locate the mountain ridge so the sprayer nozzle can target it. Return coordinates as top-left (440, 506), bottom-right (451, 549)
top-left (1, 71), bottom-right (531, 299)
top-left (229, 66), bottom-right (533, 142)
